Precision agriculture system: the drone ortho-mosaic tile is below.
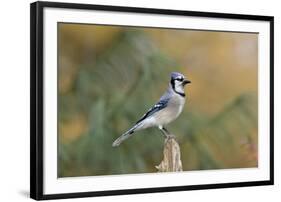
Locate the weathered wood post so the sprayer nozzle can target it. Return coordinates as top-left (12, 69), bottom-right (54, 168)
top-left (156, 135), bottom-right (183, 172)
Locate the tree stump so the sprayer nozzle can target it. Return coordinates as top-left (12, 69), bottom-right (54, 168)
top-left (156, 135), bottom-right (183, 172)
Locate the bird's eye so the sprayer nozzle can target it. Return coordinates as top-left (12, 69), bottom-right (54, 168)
top-left (176, 77), bottom-right (184, 82)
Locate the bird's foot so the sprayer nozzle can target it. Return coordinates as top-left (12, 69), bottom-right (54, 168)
top-left (165, 134), bottom-right (176, 139)
top-left (159, 126), bottom-right (175, 139)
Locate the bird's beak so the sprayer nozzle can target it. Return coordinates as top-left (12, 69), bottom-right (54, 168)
top-left (183, 79), bottom-right (191, 86)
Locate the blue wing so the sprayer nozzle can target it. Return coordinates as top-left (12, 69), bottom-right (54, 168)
top-left (136, 97), bottom-right (169, 124)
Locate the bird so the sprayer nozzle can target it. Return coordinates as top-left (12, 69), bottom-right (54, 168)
top-left (112, 72), bottom-right (191, 147)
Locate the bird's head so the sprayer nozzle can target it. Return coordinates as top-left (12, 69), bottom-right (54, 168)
top-left (170, 72), bottom-right (191, 95)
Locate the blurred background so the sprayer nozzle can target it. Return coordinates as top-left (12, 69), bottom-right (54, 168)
top-left (58, 23), bottom-right (258, 177)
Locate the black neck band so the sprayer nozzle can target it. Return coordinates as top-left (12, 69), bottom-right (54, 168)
top-left (174, 91), bottom-right (185, 97)
top-left (171, 79), bottom-right (185, 97)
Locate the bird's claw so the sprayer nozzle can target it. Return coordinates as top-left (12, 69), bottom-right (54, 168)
top-left (165, 134), bottom-right (175, 139)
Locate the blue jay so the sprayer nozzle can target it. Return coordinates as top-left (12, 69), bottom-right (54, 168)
top-left (112, 72), bottom-right (191, 147)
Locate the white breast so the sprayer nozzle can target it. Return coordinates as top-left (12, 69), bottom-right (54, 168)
top-left (153, 94), bottom-right (185, 126)
top-left (173, 95), bottom-right (185, 117)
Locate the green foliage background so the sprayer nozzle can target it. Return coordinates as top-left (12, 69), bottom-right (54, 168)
top-left (58, 23), bottom-right (258, 177)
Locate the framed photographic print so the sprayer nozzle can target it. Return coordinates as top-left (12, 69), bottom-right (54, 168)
top-left (30, 1), bottom-right (274, 200)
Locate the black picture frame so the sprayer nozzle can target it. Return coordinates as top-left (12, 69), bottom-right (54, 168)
top-left (30, 1), bottom-right (274, 200)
